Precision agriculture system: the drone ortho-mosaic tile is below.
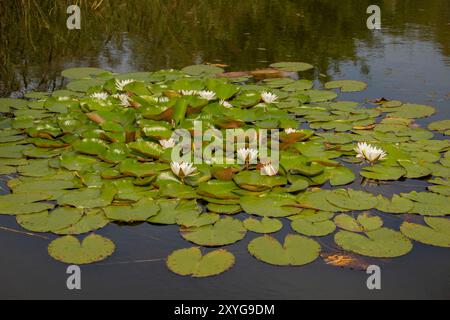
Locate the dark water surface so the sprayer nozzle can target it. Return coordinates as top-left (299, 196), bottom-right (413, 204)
top-left (0, 0), bottom-right (450, 299)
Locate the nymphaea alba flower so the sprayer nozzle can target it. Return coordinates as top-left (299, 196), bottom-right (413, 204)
top-left (354, 142), bottom-right (387, 163)
top-left (158, 97), bottom-right (170, 103)
top-left (284, 128), bottom-right (298, 134)
top-left (199, 90), bottom-right (217, 101)
top-left (261, 163), bottom-right (278, 176)
top-left (180, 90), bottom-right (199, 96)
top-left (261, 92), bottom-right (278, 104)
top-left (237, 148), bottom-right (259, 164)
top-left (159, 138), bottom-right (176, 149)
top-left (171, 161), bottom-right (197, 178)
top-left (114, 94), bottom-right (131, 107)
top-left (115, 79), bottom-right (134, 91)
top-left (90, 92), bottom-right (109, 100)
top-left (219, 100), bottom-right (233, 108)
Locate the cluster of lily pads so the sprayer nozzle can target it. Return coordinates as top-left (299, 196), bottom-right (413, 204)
top-left (0, 62), bottom-right (449, 278)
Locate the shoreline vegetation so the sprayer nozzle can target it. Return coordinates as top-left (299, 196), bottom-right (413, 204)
top-left (1, 0), bottom-right (449, 96)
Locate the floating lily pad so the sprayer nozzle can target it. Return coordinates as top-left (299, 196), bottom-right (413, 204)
top-left (270, 62), bottom-right (314, 72)
top-left (334, 228), bottom-right (413, 258)
top-left (104, 198), bottom-right (160, 222)
top-left (400, 217), bottom-right (450, 248)
top-left (54, 209), bottom-right (109, 235)
top-left (240, 194), bottom-right (301, 217)
top-left (16, 207), bottom-right (83, 233)
top-left (149, 200), bottom-right (200, 225)
top-left (401, 191), bottom-right (450, 216)
top-left (334, 213), bottom-right (383, 232)
top-left (428, 120), bottom-right (450, 135)
top-left (243, 217), bottom-right (283, 234)
top-left (167, 247), bottom-right (235, 278)
top-left (181, 217), bottom-right (246, 247)
top-left (326, 189), bottom-right (378, 211)
top-left (376, 195), bottom-right (414, 214)
top-left (291, 219), bottom-right (336, 237)
top-left (48, 234), bottom-right (115, 264)
top-left (325, 80), bottom-right (367, 92)
top-left (248, 235), bottom-right (321, 266)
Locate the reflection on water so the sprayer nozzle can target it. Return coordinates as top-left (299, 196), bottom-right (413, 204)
top-left (0, 0), bottom-right (449, 96)
top-left (0, 0), bottom-right (450, 300)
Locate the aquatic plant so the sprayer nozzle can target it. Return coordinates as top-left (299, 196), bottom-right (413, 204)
top-left (0, 62), bottom-right (449, 278)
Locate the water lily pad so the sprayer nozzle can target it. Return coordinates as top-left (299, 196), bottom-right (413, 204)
top-left (243, 217), bottom-right (283, 234)
top-left (48, 234), bottom-right (115, 265)
top-left (388, 103), bottom-right (436, 119)
top-left (360, 165), bottom-right (406, 181)
top-left (182, 64), bottom-right (224, 76)
top-left (297, 190), bottom-right (345, 212)
top-left (270, 62), bottom-right (314, 72)
top-left (248, 234), bottom-right (320, 266)
top-left (401, 191), bottom-right (450, 216)
top-left (181, 217), bottom-right (246, 247)
top-left (334, 228), bottom-right (413, 258)
top-left (149, 200), bottom-right (200, 225)
top-left (103, 198), bottom-right (160, 222)
top-left (291, 219), bottom-right (336, 237)
top-left (400, 217), bottom-right (450, 248)
top-left (240, 194), bottom-right (301, 217)
top-left (57, 184), bottom-right (116, 209)
top-left (16, 207), bottom-right (83, 233)
top-left (334, 213), bottom-right (383, 232)
top-left (325, 80), bottom-right (367, 92)
top-left (233, 171), bottom-right (287, 191)
top-left (376, 195), bottom-right (414, 213)
top-left (54, 209), bottom-right (109, 235)
top-left (428, 120), bottom-right (450, 135)
top-left (206, 203), bottom-right (242, 215)
top-left (0, 193), bottom-right (54, 215)
top-left (167, 247), bottom-right (235, 278)
top-left (326, 189), bottom-right (378, 211)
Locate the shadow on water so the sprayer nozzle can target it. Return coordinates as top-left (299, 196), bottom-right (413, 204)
top-left (0, 0), bottom-right (449, 299)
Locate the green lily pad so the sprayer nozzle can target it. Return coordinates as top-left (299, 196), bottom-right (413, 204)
top-left (248, 234), bottom-right (321, 266)
top-left (182, 64), bottom-right (224, 76)
top-left (297, 190), bottom-right (345, 212)
top-left (291, 219), bottom-right (336, 237)
top-left (376, 195), bottom-right (414, 214)
top-left (360, 165), bottom-right (406, 181)
top-left (103, 198), bottom-right (160, 222)
top-left (325, 80), bottom-right (367, 92)
top-left (401, 191), bottom-right (450, 216)
top-left (206, 203), bottom-right (242, 215)
top-left (334, 228), bottom-right (413, 258)
top-left (428, 120), bottom-right (450, 135)
top-left (388, 103), bottom-right (435, 119)
top-left (181, 217), bottom-right (246, 247)
top-left (240, 193), bottom-right (301, 217)
top-left (48, 234), bottom-right (115, 265)
top-left (149, 200), bottom-right (200, 225)
top-left (167, 247), bottom-right (235, 278)
top-left (16, 207), bottom-right (83, 233)
top-left (334, 213), bottom-right (383, 232)
top-left (326, 189), bottom-right (378, 211)
top-left (243, 217), bottom-right (283, 234)
top-left (54, 209), bottom-right (109, 235)
top-left (270, 62), bottom-right (314, 72)
top-left (400, 217), bottom-right (450, 248)
top-left (0, 192), bottom-right (54, 215)
top-left (233, 171), bottom-right (287, 192)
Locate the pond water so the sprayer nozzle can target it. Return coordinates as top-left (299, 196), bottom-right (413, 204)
top-left (0, 0), bottom-right (449, 299)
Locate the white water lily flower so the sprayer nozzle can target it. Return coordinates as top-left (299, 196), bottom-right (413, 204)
top-left (115, 79), bottom-right (134, 91)
top-left (158, 97), bottom-right (170, 103)
top-left (159, 138), bottom-right (176, 149)
top-left (237, 148), bottom-right (259, 164)
top-left (199, 90), bottom-right (217, 101)
top-left (285, 128), bottom-right (298, 134)
top-left (171, 161), bottom-right (197, 178)
top-left (180, 90), bottom-right (199, 96)
top-left (219, 100), bottom-right (233, 108)
top-left (261, 92), bottom-right (278, 104)
top-left (57, 96), bottom-right (70, 101)
top-left (261, 163), bottom-right (278, 176)
top-left (113, 94), bottom-right (131, 107)
top-left (90, 92), bottom-right (109, 100)
top-left (354, 142), bottom-right (387, 163)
